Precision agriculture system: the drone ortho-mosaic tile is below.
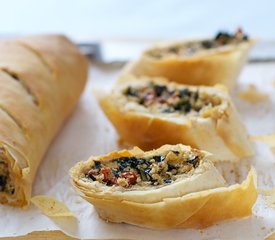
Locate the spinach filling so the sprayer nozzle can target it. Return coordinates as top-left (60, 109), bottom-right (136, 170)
top-left (0, 161), bottom-right (14, 195)
top-left (0, 149), bottom-right (15, 195)
top-left (124, 82), bottom-right (221, 115)
top-left (85, 150), bottom-right (202, 188)
top-left (148, 28), bottom-right (249, 59)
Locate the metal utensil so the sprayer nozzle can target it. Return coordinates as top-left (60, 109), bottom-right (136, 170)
top-left (78, 40), bottom-right (275, 65)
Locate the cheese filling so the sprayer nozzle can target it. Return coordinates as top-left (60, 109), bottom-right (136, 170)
top-left (0, 149), bottom-right (15, 195)
top-left (147, 28), bottom-right (248, 59)
top-left (123, 82), bottom-right (222, 117)
top-left (84, 149), bottom-right (204, 188)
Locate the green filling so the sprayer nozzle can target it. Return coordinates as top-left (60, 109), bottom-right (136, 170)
top-left (0, 149), bottom-right (15, 195)
top-left (85, 150), bottom-right (203, 188)
top-left (124, 82), bottom-right (221, 114)
top-left (148, 29), bottom-right (249, 59)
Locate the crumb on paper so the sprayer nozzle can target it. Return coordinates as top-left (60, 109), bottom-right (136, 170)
top-left (31, 195), bottom-right (75, 218)
top-left (75, 199), bottom-right (82, 204)
top-left (238, 84), bottom-right (269, 103)
top-left (250, 134), bottom-right (275, 151)
top-left (259, 189), bottom-right (275, 209)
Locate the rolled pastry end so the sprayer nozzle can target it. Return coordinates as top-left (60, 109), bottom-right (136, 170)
top-left (0, 146), bottom-right (27, 207)
top-left (70, 144), bottom-right (257, 229)
top-left (123, 29), bottom-right (254, 89)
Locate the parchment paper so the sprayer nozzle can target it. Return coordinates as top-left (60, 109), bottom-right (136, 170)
top-left (1, 62), bottom-right (275, 240)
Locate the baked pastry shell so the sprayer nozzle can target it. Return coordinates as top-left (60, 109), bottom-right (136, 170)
top-left (70, 146), bottom-right (257, 229)
top-left (0, 35), bottom-right (88, 207)
top-left (123, 40), bottom-right (255, 90)
top-left (99, 77), bottom-right (254, 161)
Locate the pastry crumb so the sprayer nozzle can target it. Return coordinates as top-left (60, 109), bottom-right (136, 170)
top-left (75, 199), bottom-right (82, 204)
top-left (31, 195), bottom-right (75, 218)
top-left (238, 84), bottom-right (269, 103)
top-left (259, 188), bottom-right (275, 209)
top-left (250, 134), bottom-right (275, 151)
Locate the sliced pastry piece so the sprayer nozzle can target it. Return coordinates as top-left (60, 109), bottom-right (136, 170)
top-left (0, 35), bottom-right (88, 207)
top-left (70, 144), bottom-right (258, 229)
top-left (99, 75), bottom-right (254, 162)
top-left (123, 29), bottom-right (254, 89)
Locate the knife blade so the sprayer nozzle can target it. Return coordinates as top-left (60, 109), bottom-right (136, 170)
top-left (77, 40), bottom-right (275, 65)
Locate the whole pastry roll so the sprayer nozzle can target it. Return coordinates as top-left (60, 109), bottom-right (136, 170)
top-left (0, 35), bottom-right (88, 207)
top-left (99, 75), bottom-right (254, 162)
top-left (70, 144), bottom-right (258, 229)
top-left (124, 29), bottom-right (254, 89)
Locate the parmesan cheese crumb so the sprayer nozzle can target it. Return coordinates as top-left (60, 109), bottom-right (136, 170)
top-left (238, 84), bottom-right (269, 103)
top-left (260, 188), bottom-right (275, 209)
top-left (117, 177), bottom-right (129, 187)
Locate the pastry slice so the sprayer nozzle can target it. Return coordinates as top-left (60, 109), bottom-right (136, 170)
top-left (123, 29), bottom-right (254, 89)
top-left (70, 144), bottom-right (258, 229)
top-left (0, 35), bottom-right (88, 207)
top-left (99, 75), bottom-right (254, 161)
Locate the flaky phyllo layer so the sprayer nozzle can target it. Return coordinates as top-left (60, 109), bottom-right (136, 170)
top-left (121, 28), bottom-right (254, 90)
top-left (0, 35), bottom-right (88, 207)
top-left (70, 144), bottom-right (258, 229)
top-left (100, 76), bottom-right (255, 161)
top-left (146, 28), bottom-right (249, 59)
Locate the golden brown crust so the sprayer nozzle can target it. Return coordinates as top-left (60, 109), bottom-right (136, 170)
top-left (99, 76), bottom-right (255, 162)
top-left (70, 145), bottom-right (257, 229)
top-left (123, 40), bottom-right (254, 89)
top-left (178, 168), bottom-right (257, 228)
top-left (100, 98), bottom-right (196, 149)
top-left (0, 35), bottom-right (88, 207)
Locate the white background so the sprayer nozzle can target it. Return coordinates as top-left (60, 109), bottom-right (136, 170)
top-left (0, 0), bottom-right (273, 41)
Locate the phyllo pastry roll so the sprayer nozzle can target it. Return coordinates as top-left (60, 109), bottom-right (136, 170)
top-left (70, 144), bottom-right (258, 229)
top-left (99, 75), bottom-right (254, 162)
top-left (0, 35), bottom-right (88, 207)
top-left (124, 29), bottom-right (254, 89)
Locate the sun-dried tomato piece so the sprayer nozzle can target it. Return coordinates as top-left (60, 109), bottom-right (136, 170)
top-left (121, 172), bottom-right (137, 186)
top-left (101, 168), bottom-right (111, 182)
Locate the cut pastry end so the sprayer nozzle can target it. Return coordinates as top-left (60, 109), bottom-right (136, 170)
top-left (100, 75), bottom-right (255, 162)
top-left (70, 144), bottom-right (226, 203)
top-left (144, 29), bottom-right (252, 60)
top-left (116, 75), bottom-right (228, 119)
top-left (70, 144), bottom-right (258, 229)
top-left (0, 146), bottom-right (27, 207)
top-left (123, 29), bottom-right (254, 89)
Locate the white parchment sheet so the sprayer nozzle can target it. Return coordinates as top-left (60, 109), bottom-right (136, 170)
top-left (1, 62), bottom-right (275, 240)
